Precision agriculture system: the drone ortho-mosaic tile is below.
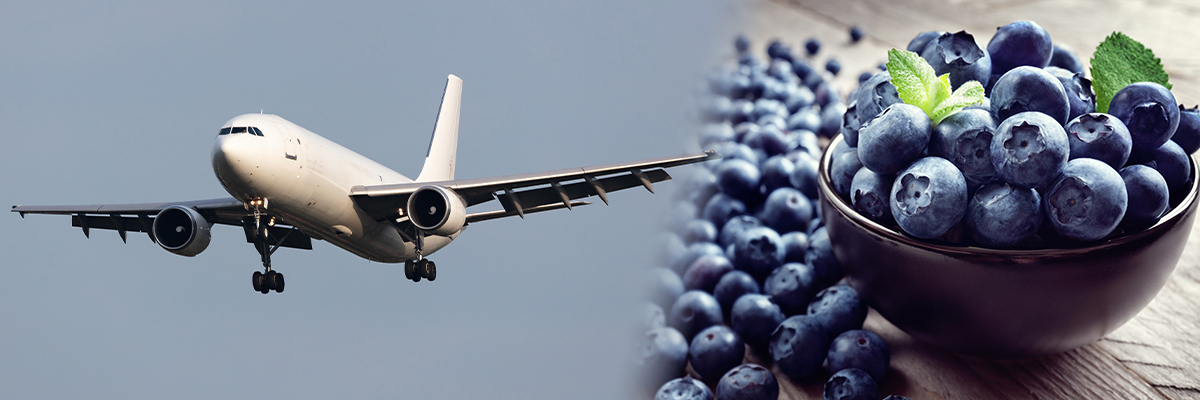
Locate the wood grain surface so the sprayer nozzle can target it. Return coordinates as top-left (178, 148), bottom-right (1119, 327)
top-left (710, 1), bottom-right (1200, 398)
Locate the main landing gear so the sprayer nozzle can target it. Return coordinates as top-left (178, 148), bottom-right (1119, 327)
top-left (246, 198), bottom-right (286, 294)
top-left (401, 228), bottom-right (436, 283)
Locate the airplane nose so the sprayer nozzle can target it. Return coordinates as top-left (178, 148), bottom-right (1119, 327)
top-left (212, 135), bottom-right (255, 189)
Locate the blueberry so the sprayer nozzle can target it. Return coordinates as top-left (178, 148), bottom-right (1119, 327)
top-left (766, 39), bottom-right (796, 63)
top-left (758, 187), bottom-right (814, 234)
top-left (712, 141), bottom-right (759, 167)
top-left (919, 30), bottom-right (991, 90)
top-left (965, 181), bottom-right (1043, 248)
top-left (760, 156), bottom-right (796, 193)
top-left (646, 268), bottom-right (686, 310)
top-left (808, 284), bottom-right (867, 337)
top-left (805, 37), bottom-right (821, 56)
top-left (668, 202), bottom-right (700, 234)
top-left (830, 145), bottom-right (864, 197)
top-left (823, 368), bottom-right (879, 400)
top-left (731, 226), bottom-right (785, 280)
top-left (849, 25), bottom-right (865, 43)
top-left (850, 167), bottom-right (894, 223)
top-left (779, 231), bottom-right (809, 264)
top-left (683, 255), bottom-right (736, 293)
top-left (673, 242), bottom-right (725, 275)
top-left (656, 377), bottom-right (713, 400)
top-left (906, 31), bottom-right (946, 54)
top-left (929, 108), bottom-right (997, 188)
top-left (731, 294), bottom-right (786, 350)
top-left (788, 108), bottom-right (822, 133)
top-left (681, 219), bottom-right (718, 245)
top-left (715, 270), bottom-right (760, 318)
top-left (784, 84), bottom-right (816, 113)
top-left (856, 72), bottom-right (872, 85)
top-left (703, 98), bottom-right (735, 123)
top-left (1120, 165), bottom-right (1170, 229)
top-left (1139, 140), bottom-right (1191, 200)
top-left (855, 71), bottom-right (901, 122)
top-left (734, 35), bottom-right (750, 54)
top-left (767, 59), bottom-right (797, 84)
top-left (1108, 82), bottom-right (1180, 157)
top-left (1049, 44), bottom-right (1085, 75)
top-left (700, 121), bottom-right (735, 146)
top-left (638, 301), bottom-right (667, 333)
top-left (634, 327), bottom-right (689, 388)
top-left (827, 330), bottom-right (890, 382)
top-left (991, 111), bottom-right (1070, 189)
top-left (986, 20), bottom-right (1053, 77)
top-left (763, 262), bottom-right (819, 316)
top-left (858, 103), bottom-right (933, 174)
top-left (669, 290), bottom-right (725, 340)
top-left (820, 102), bottom-right (848, 138)
top-left (1173, 105), bottom-right (1200, 155)
top-left (721, 216), bottom-right (762, 248)
top-left (1062, 113), bottom-right (1132, 171)
top-left (791, 150), bottom-right (821, 198)
top-left (805, 227), bottom-right (842, 285)
top-left (792, 60), bottom-right (815, 81)
top-left (883, 396), bottom-right (914, 400)
top-left (703, 192), bottom-right (748, 229)
top-left (658, 233), bottom-right (687, 271)
top-left (890, 157), bottom-right (969, 239)
top-left (1045, 67), bottom-right (1096, 122)
top-left (1045, 158), bottom-right (1128, 241)
top-left (826, 59), bottom-right (842, 76)
top-left (769, 314), bottom-right (828, 380)
top-left (717, 364), bottom-right (779, 400)
top-left (842, 101), bottom-right (862, 147)
top-left (689, 325), bottom-right (746, 383)
top-left (745, 123), bottom-right (789, 155)
top-left (990, 66), bottom-right (1070, 125)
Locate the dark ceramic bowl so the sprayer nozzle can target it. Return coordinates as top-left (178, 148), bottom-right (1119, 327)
top-left (818, 135), bottom-right (1200, 359)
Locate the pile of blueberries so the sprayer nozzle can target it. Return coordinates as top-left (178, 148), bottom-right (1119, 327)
top-left (636, 27), bottom-right (907, 400)
top-left (837, 21), bottom-right (1200, 247)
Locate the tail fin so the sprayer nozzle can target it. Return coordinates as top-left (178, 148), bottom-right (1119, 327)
top-left (416, 74), bottom-right (463, 182)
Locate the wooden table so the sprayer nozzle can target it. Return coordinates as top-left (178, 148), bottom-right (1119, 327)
top-left (719, 1), bottom-right (1200, 398)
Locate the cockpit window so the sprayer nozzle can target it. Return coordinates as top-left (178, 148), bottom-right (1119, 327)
top-left (218, 126), bottom-right (265, 136)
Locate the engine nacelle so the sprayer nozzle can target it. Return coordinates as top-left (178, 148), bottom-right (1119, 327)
top-left (407, 185), bottom-right (467, 236)
top-left (152, 205), bottom-right (213, 257)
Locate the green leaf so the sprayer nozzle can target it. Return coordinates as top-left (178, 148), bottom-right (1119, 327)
top-left (1090, 32), bottom-right (1171, 113)
top-left (885, 48), bottom-right (986, 125)
top-left (931, 81), bottom-right (985, 123)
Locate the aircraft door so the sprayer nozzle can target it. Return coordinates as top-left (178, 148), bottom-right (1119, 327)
top-left (273, 122), bottom-right (299, 160)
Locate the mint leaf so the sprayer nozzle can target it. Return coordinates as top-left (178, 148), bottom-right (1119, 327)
top-left (1090, 32), bottom-right (1171, 113)
top-left (885, 48), bottom-right (986, 125)
top-left (931, 81), bottom-right (986, 123)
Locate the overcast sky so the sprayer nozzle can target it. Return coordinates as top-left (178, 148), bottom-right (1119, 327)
top-left (0, 1), bottom-right (724, 398)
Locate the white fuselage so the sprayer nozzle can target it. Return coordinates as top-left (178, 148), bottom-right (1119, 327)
top-left (210, 113), bottom-right (456, 263)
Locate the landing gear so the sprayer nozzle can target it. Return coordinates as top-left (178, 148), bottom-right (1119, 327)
top-left (405, 259), bottom-right (437, 282)
top-left (245, 198), bottom-right (291, 294)
top-left (251, 270), bottom-right (285, 293)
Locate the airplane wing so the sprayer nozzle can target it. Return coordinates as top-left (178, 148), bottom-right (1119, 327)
top-left (349, 151), bottom-right (720, 222)
top-left (11, 197), bottom-right (312, 249)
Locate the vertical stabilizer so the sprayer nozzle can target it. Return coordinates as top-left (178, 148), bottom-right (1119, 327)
top-left (416, 74), bottom-right (463, 182)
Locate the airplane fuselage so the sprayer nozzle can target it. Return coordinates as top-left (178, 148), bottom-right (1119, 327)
top-left (210, 113), bottom-right (456, 263)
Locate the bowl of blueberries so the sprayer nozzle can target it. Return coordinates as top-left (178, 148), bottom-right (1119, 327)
top-left (820, 21), bottom-right (1200, 358)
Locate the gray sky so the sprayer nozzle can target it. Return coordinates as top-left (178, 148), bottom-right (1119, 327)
top-left (0, 1), bottom-right (722, 398)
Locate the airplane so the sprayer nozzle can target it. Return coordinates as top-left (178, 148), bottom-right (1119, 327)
top-left (12, 74), bottom-right (720, 294)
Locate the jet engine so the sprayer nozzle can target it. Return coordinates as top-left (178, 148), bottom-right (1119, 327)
top-left (152, 205), bottom-right (214, 257)
top-left (407, 185), bottom-right (467, 236)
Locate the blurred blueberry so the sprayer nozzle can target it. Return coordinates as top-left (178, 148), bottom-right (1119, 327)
top-left (827, 330), bottom-right (890, 382)
top-left (788, 108), bottom-right (822, 133)
top-left (805, 227), bottom-right (842, 285)
top-left (791, 149), bottom-right (820, 199)
top-left (731, 294), bottom-right (785, 350)
top-left (680, 168), bottom-right (719, 210)
top-left (703, 97), bottom-right (735, 123)
top-left (646, 268), bottom-right (685, 311)
top-left (635, 327), bottom-right (689, 389)
top-left (683, 255), bottom-right (736, 293)
top-left (1065, 113), bottom-right (1131, 171)
top-left (779, 231), bottom-right (809, 264)
top-left (746, 124), bottom-right (790, 156)
top-left (814, 83), bottom-right (838, 108)
top-left (906, 30), bottom-right (946, 54)
top-left (966, 181), bottom-right (1043, 248)
top-left (1109, 82), bottom-right (1180, 157)
top-left (729, 98), bottom-right (755, 124)
top-left (731, 122), bottom-right (760, 144)
top-left (991, 111), bottom-right (1070, 189)
top-left (720, 215), bottom-right (763, 248)
top-left (849, 25), bottom-right (865, 42)
top-left (857, 72), bottom-right (872, 84)
top-left (820, 102), bottom-right (848, 138)
top-left (716, 159), bottom-right (763, 201)
top-left (1049, 44), bottom-right (1085, 75)
top-left (682, 219), bottom-right (718, 245)
top-left (703, 192), bottom-right (748, 229)
top-left (715, 270), bottom-right (760, 319)
top-left (1120, 165), bottom-right (1170, 229)
top-left (656, 377), bottom-right (713, 400)
top-left (760, 156), bottom-right (797, 194)
top-left (1045, 158), bottom-right (1127, 241)
top-left (731, 226), bottom-right (786, 280)
top-left (784, 84), bottom-right (816, 113)
top-left (850, 168), bottom-right (894, 223)
top-left (758, 187), bottom-right (814, 234)
top-left (804, 37), bottom-right (821, 56)
top-left (808, 285), bottom-right (867, 339)
top-left (792, 59), bottom-right (815, 82)
top-left (734, 35), bottom-right (750, 54)
top-left (669, 290), bottom-right (725, 340)
top-left (717, 364), bottom-right (779, 400)
top-left (767, 59), bottom-right (797, 84)
top-left (639, 302), bottom-right (667, 333)
top-left (673, 242), bottom-right (726, 275)
top-left (990, 66), bottom-right (1069, 125)
top-left (766, 39), bottom-right (796, 63)
top-left (825, 59), bottom-right (842, 76)
top-left (700, 121), bottom-right (736, 147)
top-left (763, 263), bottom-right (819, 316)
top-left (1045, 66), bottom-right (1096, 122)
top-left (667, 201), bottom-right (699, 234)
top-left (770, 314), bottom-right (829, 380)
top-left (757, 114), bottom-right (787, 131)
top-left (689, 325), bottom-right (746, 383)
top-left (830, 146), bottom-right (864, 197)
top-left (1173, 105), bottom-right (1200, 155)
top-left (890, 157), bottom-right (968, 239)
top-left (823, 368), bottom-right (878, 400)
top-left (657, 233), bottom-right (687, 270)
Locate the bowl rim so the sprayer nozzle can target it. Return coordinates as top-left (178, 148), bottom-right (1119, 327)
top-left (818, 134), bottom-right (1200, 257)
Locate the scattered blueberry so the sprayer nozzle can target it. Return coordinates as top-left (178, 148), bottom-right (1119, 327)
top-left (758, 187), bottom-right (814, 233)
top-left (646, 267), bottom-right (685, 311)
top-left (689, 325), bottom-right (746, 383)
top-left (714, 270), bottom-right (761, 319)
top-left (849, 25), bottom-right (865, 43)
top-left (656, 376), bottom-right (714, 400)
top-left (807, 284), bottom-right (868, 340)
top-left (731, 226), bottom-right (786, 280)
top-left (826, 329), bottom-right (891, 382)
top-left (681, 219), bottom-right (718, 245)
top-left (635, 327), bottom-right (689, 388)
top-left (731, 293), bottom-right (786, 350)
top-left (805, 38), bottom-right (821, 56)
top-left (763, 262), bottom-right (819, 316)
top-left (826, 59), bottom-right (842, 76)
top-left (823, 368), bottom-right (879, 400)
top-left (717, 364), bottom-right (780, 400)
top-left (703, 192), bottom-right (748, 229)
top-left (721, 215), bottom-right (763, 248)
top-left (683, 255), bottom-right (736, 293)
top-left (669, 290), bottom-right (725, 340)
top-left (779, 231), bottom-right (810, 264)
top-left (805, 227), bottom-right (842, 285)
top-left (770, 314), bottom-right (829, 380)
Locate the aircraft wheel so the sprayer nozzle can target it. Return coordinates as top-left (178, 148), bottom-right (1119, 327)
top-left (424, 260), bottom-right (436, 282)
top-left (413, 260), bottom-right (425, 283)
top-left (274, 272), bottom-right (285, 293)
top-left (252, 271), bottom-right (264, 292)
top-left (261, 271), bottom-right (274, 294)
top-left (404, 260), bottom-right (415, 280)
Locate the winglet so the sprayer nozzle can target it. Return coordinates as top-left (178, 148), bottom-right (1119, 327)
top-left (416, 74), bottom-right (463, 182)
